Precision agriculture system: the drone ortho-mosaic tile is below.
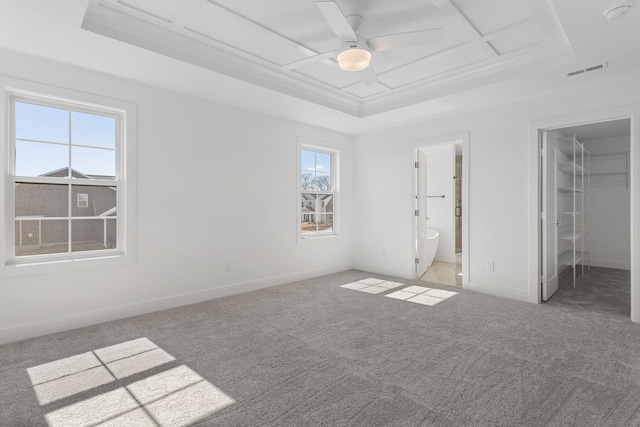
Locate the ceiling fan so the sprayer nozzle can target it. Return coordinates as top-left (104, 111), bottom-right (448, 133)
top-left (281, 1), bottom-right (443, 86)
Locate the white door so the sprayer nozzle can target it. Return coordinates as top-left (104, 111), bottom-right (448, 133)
top-left (416, 150), bottom-right (429, 277)
top-left (542, 132), bottom-right (559, 300)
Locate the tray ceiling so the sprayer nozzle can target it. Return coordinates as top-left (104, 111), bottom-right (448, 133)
top-left (82, 0), bottom-right (575, 117)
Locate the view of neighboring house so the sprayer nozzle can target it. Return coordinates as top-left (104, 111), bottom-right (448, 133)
top-left (301, 193), bottom-right (333, 233)
top-left (15, 167), bottom-right (117, 255)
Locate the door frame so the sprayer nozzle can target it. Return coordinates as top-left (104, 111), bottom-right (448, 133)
top-left (527, 106), bottom-right (640, 322)
top-left (411, 133), bottom-right (470, 290)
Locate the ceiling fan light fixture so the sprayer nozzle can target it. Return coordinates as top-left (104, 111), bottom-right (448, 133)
top-left (337, 48), bottom-right (371, 72)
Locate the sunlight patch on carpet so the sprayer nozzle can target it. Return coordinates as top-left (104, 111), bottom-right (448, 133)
top-left (27, 338), bottom-right (234, 426)
top-left (340, 278), bottom-right (405, 294)
top-left (386, 286), bottom-right (458, 306)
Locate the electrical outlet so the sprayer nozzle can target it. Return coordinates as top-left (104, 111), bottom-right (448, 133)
top-left (487, 261), bottom-right (495, 272)
top-left (225, 262), bottom-right (231, 272)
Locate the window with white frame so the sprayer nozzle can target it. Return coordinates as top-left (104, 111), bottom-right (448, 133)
top-left (300, 146), bottom-right (336, 238)
top-left (77, 193), bottom-right (89, 208)
top-left (9, 95), bottom-right (123, 261)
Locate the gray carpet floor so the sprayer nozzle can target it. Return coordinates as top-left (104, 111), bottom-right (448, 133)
top-left (1, 269), bottom-right (640, 426)
top-left (546, 266), bottom-right (630, 317)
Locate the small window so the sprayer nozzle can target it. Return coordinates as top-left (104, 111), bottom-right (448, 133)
top-left (77, 193), bottom-right (89, 208)
top-left (299, 146), bottom-right (336, 238)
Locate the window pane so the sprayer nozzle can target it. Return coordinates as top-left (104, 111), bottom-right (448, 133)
top-left (106, 218), bottom-right (117, 248)
top-left (301, 171), bottom-right (315, 190)
top-left (301, 193), bottom-right (316, 210)
top-left (15, 183), bottom-right (68, 217)
top-left (72, 185), bottom-right (117, 217)
top-left (316, 152), bottom-right (331, 174)
top-left (314, 172), bottom-right (332, 191)
top-left (72, 111), bottom-right (116, 149)
top-left (301, 193), bottom-right (316, 234)
top-left (15, 102), bottom-right (69, 143)
top-left (318, 214), bottom-right (333, 233)
top-left (77, 193), bottom-right (88, 208)
top-left (318, 194), bottom-right (333, 213)
top-left (301, 150), bottom-right (316, 172)
top-left (15, 219), bottom-right (68, 256)
top-left (301, 214), bottom-right (317, 235)
top-left (72, 219), bottom-right (113, 252)
top-left (16, 140), bottom-right (69, 177)
top-left (71, 146), bottom-right (116, 179)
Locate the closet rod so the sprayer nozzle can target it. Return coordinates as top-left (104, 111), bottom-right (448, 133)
top-left (427, 195), bottom-right (445, 198)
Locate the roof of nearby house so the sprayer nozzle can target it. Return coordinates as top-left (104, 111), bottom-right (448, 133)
top-left (301, 193), bottom-right (333, 201)
top-left (40, 167), bottom-right (115, 181)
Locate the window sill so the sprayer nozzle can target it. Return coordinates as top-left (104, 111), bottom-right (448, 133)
top-left (1, 252), bottom-right (135, 277)
top-left (298, 233), bottom-right (339, 244)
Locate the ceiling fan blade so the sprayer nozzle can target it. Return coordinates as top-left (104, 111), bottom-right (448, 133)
top-left (358, 63), bottom-right (378, 86)
top-left (367, 29), bottom-right (443, 52)
top-left (316, 1), bottom-right (357, 42)
top-left (281, 50), bottom-right (338, 70)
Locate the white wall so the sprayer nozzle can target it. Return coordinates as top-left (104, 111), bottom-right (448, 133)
top-left (354, 72), bottom-right (640, 302)
top-left (583, 136), bottom-right (631, 269)
top-left (421, 144), bottom-right (455, 263)
top-left (0, 49), bottom-right (355, 344)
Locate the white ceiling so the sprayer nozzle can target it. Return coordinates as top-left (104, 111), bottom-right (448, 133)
top-left (0, 0), bottom-right (639, 134)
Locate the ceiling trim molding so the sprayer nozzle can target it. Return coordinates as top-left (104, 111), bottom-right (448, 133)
top-left (361, 42), bottom-right (576, 117)
top-left (430, 0), bottom-right (499, 58)
top-left (82, 3), bottom-right (365, 116)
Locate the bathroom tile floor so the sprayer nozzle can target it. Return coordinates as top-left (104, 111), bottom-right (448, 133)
top-left (420, 260), bottom-right (462, 287)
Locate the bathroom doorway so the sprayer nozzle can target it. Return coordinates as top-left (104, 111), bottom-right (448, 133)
top-left (413, 135), bottom-right (469, 290)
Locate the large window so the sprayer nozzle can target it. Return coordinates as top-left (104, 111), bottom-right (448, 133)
top-left (9, 96), bottom-right (123, 262)
top-left (299, 146), bottom-right (336, 238)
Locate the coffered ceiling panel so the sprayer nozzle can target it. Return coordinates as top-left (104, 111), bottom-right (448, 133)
top-left (379, 43), bottom-right (485, 88)
top-left (487, 19), bottom-right (546, 55)
top-left (185, 3), bottom-right (307, 66)
top-left (117, 0), bottom-right (188, 22)
top-left (452, 0), bottom-right (533, 35)
top-left (82, 0), bottom-right (576, 116)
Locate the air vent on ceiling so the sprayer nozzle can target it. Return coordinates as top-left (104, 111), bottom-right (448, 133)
top-left (566, 62), bottom-right (609, 77)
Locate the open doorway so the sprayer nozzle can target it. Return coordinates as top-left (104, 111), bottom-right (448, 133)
top-left (540, 118), bottom-right (631, 317)
top-left (413, 136), bottom-right (469, 290)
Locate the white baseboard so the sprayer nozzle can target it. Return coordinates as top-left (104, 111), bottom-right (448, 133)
top-left (467, 280), bottom-right (529, 303)
top-left (0, 263), bottom-right (353, 345)
top-left (587, 258), bottom-right (630, 270)
top-left (352, 262), bottom-right (412, 280)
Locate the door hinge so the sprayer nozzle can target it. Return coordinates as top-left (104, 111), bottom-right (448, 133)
top-left (414, 161), bottom-right (419, 168)
top-left (415, 258), bottom-right (420, 265)
top-left (415, 210), bottom-right (419, 216)
top-left (541, 148), bottom-right (546, 157)
top-left (541, 211), bottom-right (546, 220)
top-left (540, 274), bottom-right (546, 284)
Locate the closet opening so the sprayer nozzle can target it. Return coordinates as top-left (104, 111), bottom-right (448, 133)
top-left (540, 118), bottom-right (631, 317)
